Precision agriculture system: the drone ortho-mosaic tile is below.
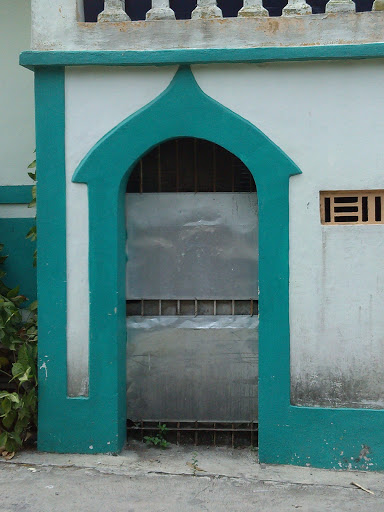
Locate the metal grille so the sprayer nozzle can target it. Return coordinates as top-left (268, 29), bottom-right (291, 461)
top-left (127, 138), bottom-right (256, 194)
top-left (127, 420), bottom-right (258, 448)
top-left (126, 299), bottom-right (258, 316)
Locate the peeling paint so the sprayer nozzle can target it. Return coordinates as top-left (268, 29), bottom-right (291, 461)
top-left (40, 361), bottom-right (48, 379)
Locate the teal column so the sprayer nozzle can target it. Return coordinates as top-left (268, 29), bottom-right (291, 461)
top-left (35, 67), bottom-right (68, 450)
top-left (35, 67), bottom-right (126, 453)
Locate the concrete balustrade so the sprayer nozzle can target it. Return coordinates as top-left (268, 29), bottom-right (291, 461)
top-left (191, 0), bottom-right (223, 19)
top-left (97, 0), bottom-right (130, 22)
top-left (89, 0), bottom-right (382, 21)
top-left (146, 0), bottom-right (176, 20)
top-left (238, 0), bottom-right (268, 17)
top-left (282, 0), bottom-right (312, 15)
top-left (326, 0), bottom-right (355, 12)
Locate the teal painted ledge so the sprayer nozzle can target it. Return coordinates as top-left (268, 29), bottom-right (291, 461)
top-left (20, 43), bottom-right (384, 69)
top-left (0, 186), bottom-right (33, 204)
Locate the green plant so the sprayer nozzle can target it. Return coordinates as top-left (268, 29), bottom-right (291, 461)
top-left (26, 156), bottom-right (37, 267)
top-left (144, 423), bottom-right (169, 449)
top-left (0, 243), bottom-right (38, 458)
top-left (191, 451), bottom-right (199, 476)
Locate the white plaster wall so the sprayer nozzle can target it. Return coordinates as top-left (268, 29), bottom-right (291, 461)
top-left (0, 0), bottom-right (35, 186)
top-left (65, 66), bottom-right (177, 395)
top-left (0, 205), bottom-right (36, 219)
top-left (192, 61), bottom-right (384, 408)
top-left (64, 61), bottom-right (384, 408)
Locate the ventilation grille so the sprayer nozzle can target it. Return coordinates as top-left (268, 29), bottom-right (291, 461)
top-left (320, 190), bottom-right (384, 225)
top-left (126, 299), bottom-right (258, 316)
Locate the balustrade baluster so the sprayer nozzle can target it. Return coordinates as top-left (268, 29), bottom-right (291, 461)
top-left (282, 0), bottom-right (312, 15)
top-left (146, 0), bottom-right (176, 20)
top-left (98, 0), bottom-right (130, 22)
top-left (191, 0), bottom-right (223, 19)
top-left (325, 0), bottom-right (355, 12)
top-left (238, 0), bottom-right (268, 17)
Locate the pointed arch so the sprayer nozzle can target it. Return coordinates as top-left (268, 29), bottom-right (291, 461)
top-left (71, 66), bottom-right (301, 457)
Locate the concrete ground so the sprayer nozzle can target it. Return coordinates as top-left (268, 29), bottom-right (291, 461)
top-left (1, 441), bottom-right (384, 511)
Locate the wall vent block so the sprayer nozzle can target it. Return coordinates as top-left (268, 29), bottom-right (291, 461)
top-left (320, 190), bottom-right (384, 225)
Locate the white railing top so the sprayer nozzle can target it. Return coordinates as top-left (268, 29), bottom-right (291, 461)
top-left (31, 0), bottom-right (384, 51)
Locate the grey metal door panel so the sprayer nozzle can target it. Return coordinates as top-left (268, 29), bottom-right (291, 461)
top-left (126, 193), bottom-right (258, 300)
top-left (126, 316), bottom-right (259, 422)
top-left (125, 192), bottom-right (258, 422)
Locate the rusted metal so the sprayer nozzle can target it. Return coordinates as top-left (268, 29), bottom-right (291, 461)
top-left (127, 420), bottom-right (258, 447)
top-left (126, 299), bottom-right (258, 316)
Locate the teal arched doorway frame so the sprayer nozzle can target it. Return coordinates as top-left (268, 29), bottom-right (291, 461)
top-left (71, 66), bottom-right (300, 458)
top-left (33, 61), bottom-right (384, 470)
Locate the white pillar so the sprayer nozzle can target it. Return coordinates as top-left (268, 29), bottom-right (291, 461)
top-left (325, 0), bottom-right (355, 12)
top-left (191, 0), bottom-right (223, 19)
top-left (146, 0), bottom-right (176, 20)
top-left (238, 0), bottom-right (268, 16)
top-left (282, 0), bottom-right (312, 15)
top-left (98, 0), bottom-right (130, 22)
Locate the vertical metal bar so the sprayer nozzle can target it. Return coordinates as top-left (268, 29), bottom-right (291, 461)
top-left (158, 145), bottom-right (161, 192)
top-left (141, 420), bottom-right (144, 441)
top-left (213, 423), bottom-right (216, 447)
top-left (176, 139), bottom-right (179, 193)
top-left (213, 300), bottom-right (217, 316)
top-left (194, 298), bottom-right (198, 317)
top-left (250, 299), bottom-right (254, 317)
top-left (139, 159), bottom-right (143, 193)
top-left (195, 421), bottom-right (198, 446)
top-left (159, 299), bottom-right (162, 316)
top-left (232, 423), bottom-right (235, 449)
top-left (194, 139), bottom-right (198, 193)
top-left (232, 299), bottom-right (235, 316)
top-left (177, 421), bottom-right (180, 446)
top-left (213, 143), bottom-right (216, 193)
top-left (141, 299), bottom-right (144, 316)
top-left (231, 154), bottom-right (235, 193)
top-left (177, 299), bottom-right (180, 316)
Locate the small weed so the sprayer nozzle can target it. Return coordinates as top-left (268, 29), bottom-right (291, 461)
top-left (144, 423), bottom-right (169, 449)
top-left (191, 451), bottom-right (199, 476)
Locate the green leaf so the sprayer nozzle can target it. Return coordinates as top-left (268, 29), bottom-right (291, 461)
top-left (27, 160), bottom-right (36, 169)
top-left (0, 392), bottom-right (20, 404)
top-left (17, 344), bottom-right (30, 368)
top-left (0, 431), bottom-right (8, 448)
top-left (5, 437), bottom-right (19, 452)
top-left (2, 410), bottom-right (16, 429)
top-left (29, 301), bottom-right (38, 312)
top-left (1, 398), bottom-right (11, 416)
top-left (12, 362), bottom-right (25, 379)
top-left (7, 287), bottom-right (19, 299)
top-left (19, 367), bottom-right (32, 384)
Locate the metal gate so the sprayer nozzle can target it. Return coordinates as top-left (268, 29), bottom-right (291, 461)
top-left (125, 138), bottom-right (258, 444)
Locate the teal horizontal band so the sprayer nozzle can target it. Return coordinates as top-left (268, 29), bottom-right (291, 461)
top-left (20, 43), bottom-right (384, 69)
top-left (0, 186), bottom-right (33, 204)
